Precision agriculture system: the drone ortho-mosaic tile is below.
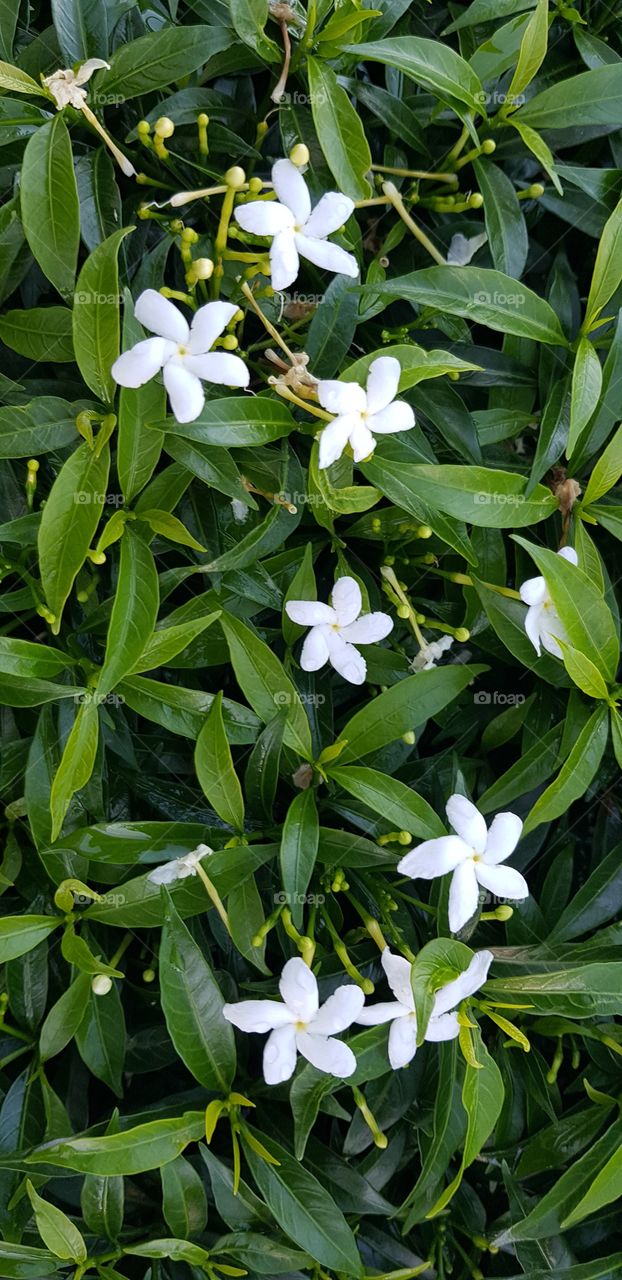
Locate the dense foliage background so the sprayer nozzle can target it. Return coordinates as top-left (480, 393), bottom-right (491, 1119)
top-left (1, 0), bottom-right (622, 1277)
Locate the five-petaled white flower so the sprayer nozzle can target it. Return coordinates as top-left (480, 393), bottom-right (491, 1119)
top-left (317, 357), bottom-right (415, 469)
top-left (43, 60), bottom-right (136, 177)
top-left (519, 546), bottom-right (578, 659)
top-left (397, 794), bottom-right (528, 934)
top-left (357, 948), bottom-right (493, 1069)
top-left (285, 575), bottom-right (393, 686)
top-left (148, 843), bottom-right (212, 885)
top-left (222, 957), bottom-right (363, 1084)
top-left (234, 158), bottom-right (358, 292)
top-left (112, 291), bottom-right (250, 423)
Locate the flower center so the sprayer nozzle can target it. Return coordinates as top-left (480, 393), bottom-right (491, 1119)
top-left (176, 344), bottom-right (188, 357)
top-left (295, 1019), bottom-right (307, 1031)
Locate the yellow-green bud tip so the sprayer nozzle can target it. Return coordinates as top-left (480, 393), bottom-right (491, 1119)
top-left (92, 975), bottom-right (112, 996)
top-left (251, 934), bottom-right (263, 947)
top-left (416, 524), bottom-right (433, 538)
top-left (289, 142), bottom-right (310, 167)
top-left (398, 831), bottom-right (412, 845)
top-left (482, 139), bottom-right (496, 154)
top-left (402, 731), bottom-right (416, 745)
top-left (454, 627), bottom-right (470, 642)
top-left (197, 113), bottom-right (209, 127)
top-left (530, 183), bottom-right (545, 197)
top-left (221, 333), bottom-right (238, 350)
top-left (181, 226), bottom-right (199, 244)
top-left (248, 176), bottom-right (263, 194)
top-left (374, 1132), bottom-right (389, 1149)
top-left (193, 256), bottom-right (214, 279)
top-left (155, 116), bottom-right (175, 138)
top-left (137, 120), bottom-right (151, 135)
top-left (397, 603), bottom-right (410, 619)
top-left (142, 968), bottom-right (156, 983)
top-left (469, 192), bottom-right (484, 208)
top-left (27, 458), bottom-right (40, 472)
top-left (495, 905), bottom-right (514, 921)
top-left (225, 165), bottom-right (246, 189)
top-left (362, 978), bottom-right (375, 995)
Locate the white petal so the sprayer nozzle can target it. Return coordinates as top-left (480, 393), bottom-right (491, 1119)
top-left (300, 626), bottom-right (330, 672)
top-left (189, 301), bottom-right (238, 354)
top-left (540, 609), bottom-right (567, 659)
top-left (222, 1000), bottom-right (294, 1034)
top-left (475, 863), bottom-right (529, 901)
top-left (340, 612), bottom-right (393, 644)
top-left (445, 794), bottom-right (487, 854)
top-left (263, 1024), bottom-right (298, 1084)
top-left (285, 600), bottom-right (336, 627)
top-left (448, 859), bottom-right (480, 933)
top-left (382, 950), bottom-right (414, 1008)
top-left (296, 1031), bottom-right (357, 1078)
top-left (272, 158), bottom-right (311, 224)
top-left (163, 362), bottom-right (205, 423)
top-left (425, 1012), bottom-right (460, 1041)
top-left (295, 233), bottom-right (359, 278)
top-left (447, 231), bottom-right (487, 266)
top-left (366, 401), bottom-right (415, 435)
top-left (388, 1015), bottom-right (418, 1069)
top-left (112, 337), bottom-right (173, 389)
top-left (279, 957), bottom-right (318, 1021)
top-left (75, 58), bottom-right (110, 85)
top-left (484, 813), bottom-right (523, 865)
top-left (356, 1001), bottom-right (406, 1026)
top-left (397, 835), bottom-right (468, 880)
top-left (432, 950), bottom-right (494, 1015)
top-left (331, 575), bottom-right (361, 626)
top-left (303, 191), bottom-right (355, 239)
top-left (558, 546), bottom-right (578, 566)
top-left (349, 421), bottom-right (376, 463)
top-left (317, 380), bottom-right (365, 416)
top-left (318, 416), bottom-right (354, 469)
top-left (327, 634), bottom-right (366, 685)
top-left (184, 352), bottom-right (249, 388)
top-left (234, 199), bottom-right (294, 237)
top-left (135, 289), bottom-right (190, 343)
top-left (147, 860), bottom-right (181, 884)
top-left (311, 984), bottom-right (365, 1035)
top-left (270, 230), bottom-right (299, 291)
top-left (365, 357), bottom-right (401, 414)
top-left (524, 604), bottom-right (543, 656)
top-left (519, 574), bottom-right (546, 606)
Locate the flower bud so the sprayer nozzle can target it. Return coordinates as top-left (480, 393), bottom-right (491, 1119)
top-left (137, 120), bottom-right (151, 136)
top-left (142, 968), bottom-right (156, 983)
top-left (197, 112), bottom-right (209, 127)
top-left (92, 975), bottom-right (112, 996)
top-left (289, 142), bottom-right (310, 167)
top-left (193, 256), bottom-right (214, 279)
top-left (482, 139), bottom-right (496, 154)
top-left (469, 193), bottom-right (484, 208)
top-left (402, 731), bottom-right (416, 745)
top-left (155, 116), bottom-right (175, 138)
top-left (248, 176), bottom-right (263, 194)
top-left (221, 333), bottom-right (238, 350)
top-left (225, 165), bottom-right (246, 189)
top-left (454, 627), bottom-right (470, 642)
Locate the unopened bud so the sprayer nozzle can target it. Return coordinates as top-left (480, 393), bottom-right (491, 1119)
top-left (454, 627), bottom-right (470, 642)
top-left (495, 905), bottom-right (513, 921)
top-left (469, 193), bottom-right (484, 208)
top-left (154, 116), bottom-right (175, 138)
top-left (142, 968), bottom-right (156, 983)
top-left (289, 142), bottom-right (310, 167)
top-left (193, 256), bottom-right (214, 279)
top-left (402, 731), bottom-right (416, 745)
top-left (92, 975), bottom-right (112, 996)
top-left (225, 165), bottom-right (246, 189)
top-left (481, 139), bottom-right (496, 154)
top-left (221, 333), bottom-right (238, 350)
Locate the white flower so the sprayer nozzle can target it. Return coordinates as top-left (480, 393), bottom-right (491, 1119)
top-left (43, 60), bottom-right (136, 178)
top-left (447, 231), bottom-right (488, 266)
top-left (316, 357), bottom-right (415, 469)
top-left (112, 291), bottom-right (250, 424)
top-left (519, 546), bottom-right (578, 659)
top-left (357, 948), bottom-right (493, 1069)
top-left (234, 158), bottom-right (358, 291)
top-left (397, 794), bottom-right (528, 934)
top-left (411, 635), bottom-right (454, 671)
top-left (148, 843), bottom-right (212, 885)
top-left (222, 956), bottom-right (363, 1084)
top-left (44, 58), bottom-right (110, 110)
top-left (285, 575), bottom-right (393, 686)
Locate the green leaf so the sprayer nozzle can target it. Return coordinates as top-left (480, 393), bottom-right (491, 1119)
top-left (117, 289), bottom-right (165, 500)
top-left (50, 0), bottom-right (107, 63)
top-left (0, 915), bottom-right (60, 965)
top-left (95, 27), bottom-right (229, 100)
top-left (155, 395), bottom-right (296, 446)
top-left (307, 58), bottom-right (371, 201)
top-left (28, 1114), bottom-right (205, 1175)
top-left (584, 193), bottom-right (622, 329)
top-left (361, 266), bottom-right (569, 345)
top-left (39, 973), bottom-right (91, 1060)
top-left (523, 705), bottom-right (609, 832)
top-left (0, 307), bottom-right (73, 362)
top-left (81, 1163), bottom-right (124, 1242)
top-left (473, 159), bottom-right (528, 277)
top-left (506, 0), bottom-right (549, 100)
top-left (98, 525), bottom-right (159, 696)
top-left (519, 64), bottom-right (622, 130)
top-left (583, 423), bottom-right (622, 504)
top-left (229, 0), bottom-right (279, 61)
top-left (161, 1154), bottom-right (207, 1239)
top-left (513, 537), bottom-right (619, 681)
top-left (38, 440), bottom-right (110, 631)
top-left (339, 666), bottom-right (485, 762)
top-left (244, 710), bottom-right (287, 820)
top-left (25, 1183), bottom-right (87, 1263)
top-left (366, 461), bottom-right (557, 527)
top-left (345, 36), bottom-right (485, 113)
top-left (560, 644), bottom-right (610, 699)
top-left (429, 1024), bottom-right (504, 1215)
top-left (511, 119), bottom-right (563, 194)
top-left (242, 1128), bottom-right (363, 1277)
top-left (219, 611), bottom-right (312, 759)
top-left (73, 227), bottom-right (133, 404)
top-left (401, 1041), bottom-right (465, 1228)
top-left (49, 698), bottom-right (99, 841)
top-left (0, 59), bottom-right (48, 95)
top-left (74, 975), bottom-right (126, 1095)
top-left (129, 612), bottom-right (220, 674)
top-left (159, 890), bottom-right (236, 1092)
top-left (568, 337), bottom-right (603, 456)
top-left (0, 1241), bottom-right (61, 1277)
top-left (280, 789), bottom-right (319, 928)
top-left (20, 115), bottom-right (79, 299)
top-left (195, 691), bottom-right (245, 831)
top-left (327, 766), bottom-right (445, 839)
top-left (0, 398), bottom-right (84, 458)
